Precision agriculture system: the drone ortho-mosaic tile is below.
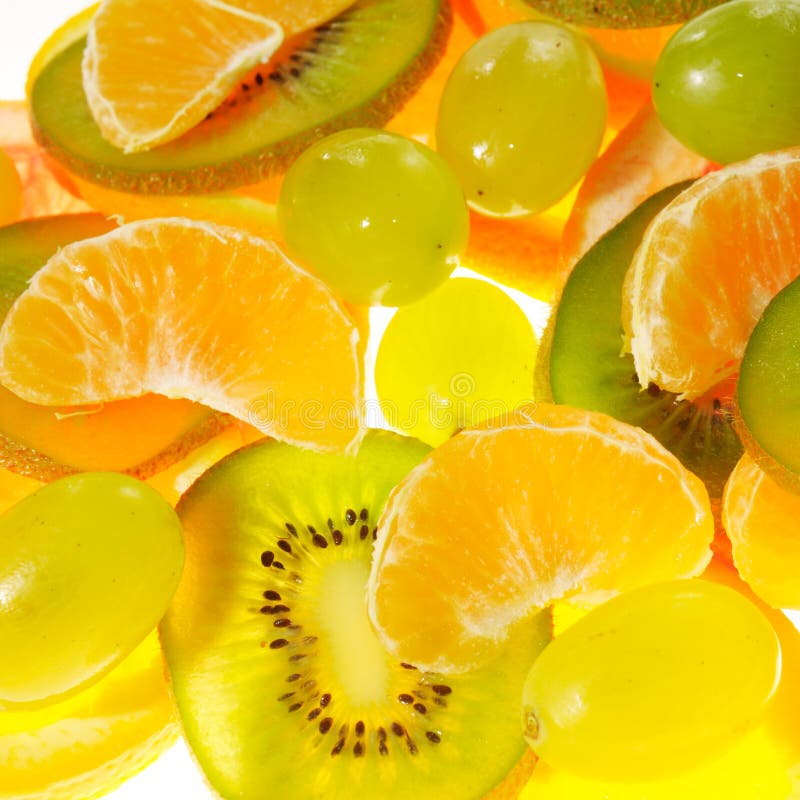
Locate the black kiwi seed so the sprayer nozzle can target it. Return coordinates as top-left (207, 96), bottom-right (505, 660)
top-left (260, 551), bottom-right (274, 567)
top-left (162, 433), bottom-right (551, 797)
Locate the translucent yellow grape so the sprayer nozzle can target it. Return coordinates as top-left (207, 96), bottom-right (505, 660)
top-left (374, 277), bottom-right (536, 445)
top-left (522, 580), bottom-right (781, 781)
top-left (0, 472), bottom-right (184, 707)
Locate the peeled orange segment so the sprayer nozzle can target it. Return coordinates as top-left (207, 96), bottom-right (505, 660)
top-left (723, 454), bottom-right (800, 609)
top-left (0, 214), bottom-right (229, 481)
top-left (235, 0), bottom-right (356, 33)
top-left (561, 101), bottom-right (709, 270)
top-left (0, 218), bottom-right (362, 452)
top-left (623, 147), bottom-right (800, 399)
top-left (368, 403), bottom-right (713, 673)
top-left (31, 0), bottom-right (450, 194)
top-left (0, 631), bottom-right (177, 800)
top-left (83, 0), bottom-right (284, 152)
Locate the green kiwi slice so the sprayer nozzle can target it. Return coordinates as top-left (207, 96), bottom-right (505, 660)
top-left (0, 214), bottom-right (228, 481)
top-left (161, 430), bottom-right (552, 800)
top-left (537, 184), bottom-right (742, 499)
top-left (521, 0), bottom-right (726, 28)
top-left (30, 0), bottom-right (450, 194)
top-left (738, 276), bottom-right (800, 489)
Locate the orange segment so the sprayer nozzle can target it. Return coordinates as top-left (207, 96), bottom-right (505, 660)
top-left (723, 454), bottom-right (800, 609)
top-left (561, 101), bottom-right (709, 270)
top-left (235, 0), bottom-right (355, 34)
top-left (624, 147), bottom-right (800, 398)
top-left (367, 403), bottom-right (713, 673)
top-left (83, 0), bottom-right (284, 152)
top-left (0, 218), bottom-right (363, 452)
top-left (0, 631), bottom-right (177, 800)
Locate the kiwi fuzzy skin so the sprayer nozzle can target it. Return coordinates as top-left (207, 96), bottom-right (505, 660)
top-left (30, 0), bottom-right (453, 195)
top-left (538, 183), bottom-right (742, 500)
top-left (522, 0), bottom-right (726, 28)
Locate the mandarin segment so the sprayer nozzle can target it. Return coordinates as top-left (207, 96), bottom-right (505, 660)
top-left (723, 454), bottom-right (800, 610)
top-left (368, 403), bottom-right (713, 673)
top-left (624, 147), bottom-right (800, 398)
top-left (0, 632), bottom-right (177, 800)
top-left (0, 218), bottom-right (363, 452)
top-left (83, 0), bottom-right (284, 152)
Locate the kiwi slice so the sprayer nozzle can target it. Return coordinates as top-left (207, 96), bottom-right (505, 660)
top-left (0, 214), bottom-right (229, 481)
top-left (738, 276), bottom-right (800, 490)
top-left (522, 0), bottom-right (726, 27)
top-left (30, 0), bottom-right (450, 194)
top-left (537, 184), bottom-right (742, 499)
top-left (161, 430), bottom-right (552, 800)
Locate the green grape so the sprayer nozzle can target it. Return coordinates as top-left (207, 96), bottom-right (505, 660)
top-left (374, 277), bottom-right (537, 446)
top-left (654, 0), bottom-right (800, 165)
top-left (435, 21), bottom-right (607, 218)
top-left (522, 580), bottom-right (781, 781)
top-left (277, 128), bottom-right (469, 306)
top-left (0, 148), bottom-right (22, 226)
top-left (0, 472), bottom-right (184, 707)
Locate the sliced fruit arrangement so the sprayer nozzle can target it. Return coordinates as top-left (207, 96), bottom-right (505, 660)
top-left (520, 0), bottom-right (725, 27)
top-left (624, 147), bottom-right (800, 399)
top-left (723, 454), bottom-right (800, 609)
top-left (0, 217), bottom-right (363, 452)
top-left (375, 278), bottom-right (537, 446)
top-left (368, 403), bottom-right (713, 673)
top-left (521, 561), bottom-right (800, 798)
top-left (83, 0), bottom-right (284, 152)
top-left (522, 580), bottom-right (781, 780)
top-left (161, 431), bottom-right (552, 799)
top-left (540, 185), bottom-right (742, 499)
top-left (0, 214), bottom-right (229, 481)
top-left (560, 101), bottom-right (709, 271)
top-left (0, 630), bottom-right (177, 800)
top-left (654, 0), bottom-right (800, 165)
top-left (0, 472), bottom-right (183, 707)
top-left (30, 0), bottom-right (451, 193)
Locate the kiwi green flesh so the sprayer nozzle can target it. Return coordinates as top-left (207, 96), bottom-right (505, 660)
top-left (539, 184), bottom-right (742, 499)
top-left (30, 0), bottom-right (450, 194)
top-left (162, 430), bottom-right (552, 800)
top-left (738, 276), bottom-right (800, 487)
top-left (0, 214), bottom-right (224, 481)
top-left (522, 0), bottom-right (725, 28)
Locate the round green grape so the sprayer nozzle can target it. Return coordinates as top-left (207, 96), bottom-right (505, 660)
top-left (0, 472), bottom-right (184, 708)
top-left (654, 0), bottom-right (800, 165)
top-left (375, 277), bottom-right (537, 446)
top-left (435, 21), bottom-right (607, 218)
top-left (277, 128), bottom-right (469, 307)
top-left (522, 580), bottom-right (781, 781)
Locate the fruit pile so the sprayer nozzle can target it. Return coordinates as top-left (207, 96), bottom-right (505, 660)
top-left (2, 1), bottom-right (800, 799)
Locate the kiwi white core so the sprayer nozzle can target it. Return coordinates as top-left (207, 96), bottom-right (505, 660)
top-left (316, 559), bottom-right (389, 707)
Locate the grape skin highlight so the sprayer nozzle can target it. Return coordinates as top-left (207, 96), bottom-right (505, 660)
top-left (522, 580), bottom-right (781, 781)
top-left (277, 128), bottom-right (469, 307)
top-left (436, 21), bottom-right (607, 218)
